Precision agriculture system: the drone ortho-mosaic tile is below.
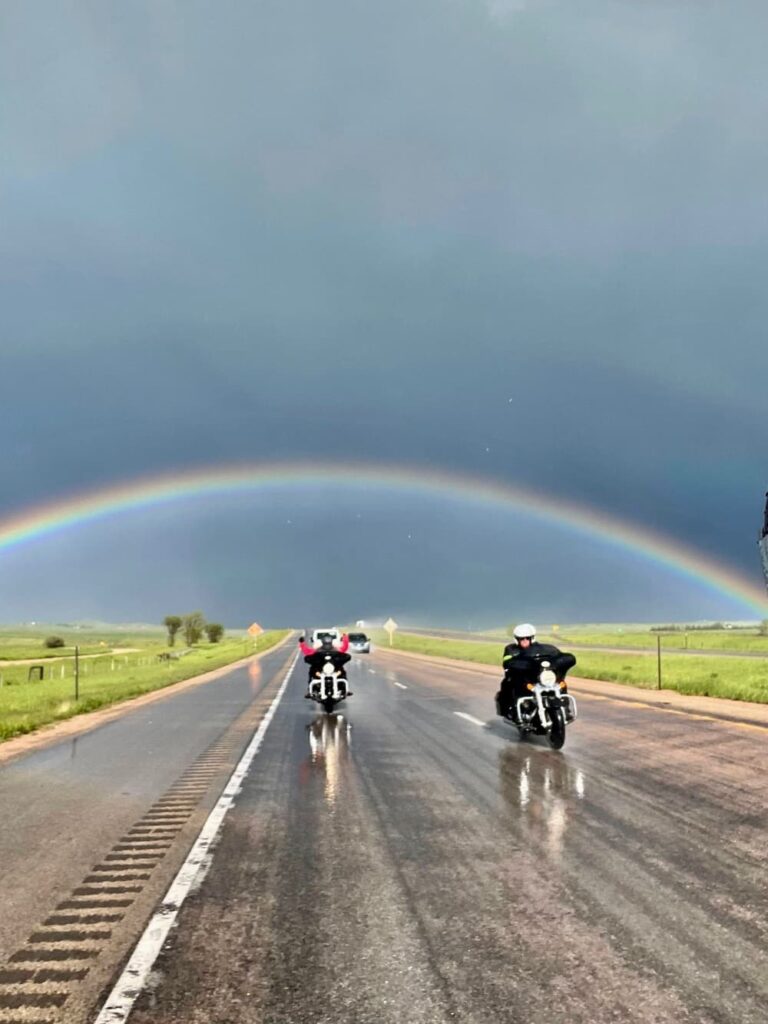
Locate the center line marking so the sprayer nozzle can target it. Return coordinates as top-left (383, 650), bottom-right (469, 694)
top-left (454, 712), bottom-right (485, 727)
top-left (394, 682), bottom-right (408, 689)
top-left (94, 652), bottom-right (299, 1024)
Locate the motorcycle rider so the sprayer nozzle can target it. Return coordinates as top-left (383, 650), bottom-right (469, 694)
top-left (299, 632), bottom-right (352, 697)
top-left (496, 623), bottom-right (575, 721)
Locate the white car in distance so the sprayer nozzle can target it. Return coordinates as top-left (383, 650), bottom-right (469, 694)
top-left (309, 628), bottom-right (342, 646)
top-left (348, 632), bottom-right (371, 654)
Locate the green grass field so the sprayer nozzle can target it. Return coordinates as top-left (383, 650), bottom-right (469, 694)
top-left (541, 628), bottom-right (768, 652)
top-left (0, 626), bottom-right (168, 663)
top-left (0, 631), bottom-right (289, 742)
top-left (376, 631), bottom-right (768, 704)
top-left (572, 651), bottom-right (768, 701)
top-left (0, 643), bottom-right (109, 660)
top-left (477, 624), bottom-right (768, 653)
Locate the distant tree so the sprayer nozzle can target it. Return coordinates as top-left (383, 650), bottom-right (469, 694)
top-left (163, 615), bottom-right (182, 647)
top-left (759, 620), bottom-right (768, 636)
top-left (182, 611), bottom-right (206, 646)
top-left (204, 623), bottom-right (225, 644)
top-left (44, 635), bottom-right (65, 649)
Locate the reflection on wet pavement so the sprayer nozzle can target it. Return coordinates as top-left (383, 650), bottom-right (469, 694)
top-left (306, 713), bottom-right (352, 808)
top-left (498, 746), bottom-right (586, 861)
top-left (248, 659), bottom-right (262, 693)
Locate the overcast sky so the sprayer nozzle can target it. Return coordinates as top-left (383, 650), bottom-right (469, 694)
top-left (1, 1), bottom-right (767, 626)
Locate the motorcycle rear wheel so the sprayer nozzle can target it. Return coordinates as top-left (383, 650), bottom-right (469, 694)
top-left (548, 707), bottom-right (566, 750)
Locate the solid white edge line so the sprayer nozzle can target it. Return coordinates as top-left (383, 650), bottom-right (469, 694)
top-left (93, 652), bottom-right (299, 1024)
top-left (394, 682), bottom-right (408, 689)
top-left (453, 711), bottom-right (485, 727)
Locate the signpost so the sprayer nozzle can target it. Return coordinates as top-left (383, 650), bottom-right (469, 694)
top-left (246, 623), bottom-right (264, 656)
top-left (383, 617), bottom-right (399, 647)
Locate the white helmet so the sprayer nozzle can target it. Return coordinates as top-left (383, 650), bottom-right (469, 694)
top-left (513, 623), bottom-right (536, 641)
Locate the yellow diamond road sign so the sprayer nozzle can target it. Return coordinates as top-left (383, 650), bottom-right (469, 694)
top-left (384, 617), bottom-right (398, 646)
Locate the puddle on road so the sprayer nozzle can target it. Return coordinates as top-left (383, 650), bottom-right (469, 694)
top-left (304, 714), bottom-right (352, 809)
top-left (498, 747), bottom-right (586, 861)
top-left (248, 660), bottom-right (262, 693)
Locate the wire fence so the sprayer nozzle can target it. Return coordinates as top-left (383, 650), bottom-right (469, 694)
top-left (0, 640), bottom-right (255, 690)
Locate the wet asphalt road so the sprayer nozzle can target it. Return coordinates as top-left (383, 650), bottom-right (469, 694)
top-left (125, 649), bottom-right (768, 1024)
top-left (0, 643), bottom-right (294, 1024)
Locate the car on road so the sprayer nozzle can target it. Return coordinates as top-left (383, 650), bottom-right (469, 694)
top-left (348, 631), bottom-right (371, 654)
top-left (310, 627), bottom-right (341, 646)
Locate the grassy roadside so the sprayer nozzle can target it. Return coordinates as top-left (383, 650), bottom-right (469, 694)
top-left (0, 631), bottom-right (290, 742)
top-left (545, 629), bottom-right (768, 653)
top-left (375, 632), bottom-right (768, 705)
top-left (476, 626), bottom-right (768, 653)
top-left (373, 631), bottom-right (502, 666)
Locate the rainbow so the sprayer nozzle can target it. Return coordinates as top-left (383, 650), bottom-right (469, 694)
top-left (0, 461), bottom-right (765, 615)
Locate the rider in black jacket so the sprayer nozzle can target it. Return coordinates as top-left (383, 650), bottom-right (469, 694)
top-left (496, 623), bottom-right (575, 720)
top-left (299, 634), bottom-right (353, 698)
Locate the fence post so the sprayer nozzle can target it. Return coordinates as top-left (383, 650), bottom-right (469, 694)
top-left (657, 633), bottom-right (662, 690)
top-left (75, 646), bottom-right (80, 701)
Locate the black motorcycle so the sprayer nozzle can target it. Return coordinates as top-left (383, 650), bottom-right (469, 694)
top-left (307, 653), bottom-right (351, 714)
top-left (502, 660), bottom-right (577, 749)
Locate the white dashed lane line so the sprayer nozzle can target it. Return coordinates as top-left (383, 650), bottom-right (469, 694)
top-left (394, 682), bottom-right (408, 690)
top-left (453, 712), bottom-right (485, 727)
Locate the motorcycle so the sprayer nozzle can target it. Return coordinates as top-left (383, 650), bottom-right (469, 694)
top-left (307, 654), bottom-right (352, 714)
top-left (503, 660), bottom-right (577, 750)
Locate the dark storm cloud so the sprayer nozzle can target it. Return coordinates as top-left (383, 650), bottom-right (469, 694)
top-left (2, 0), bottom-right (767, 620)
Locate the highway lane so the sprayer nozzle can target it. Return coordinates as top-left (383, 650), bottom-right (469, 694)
top-left (126, 648), bottom-right (768, 1024)
top-left (0, 642), bottom-right (294, 1024)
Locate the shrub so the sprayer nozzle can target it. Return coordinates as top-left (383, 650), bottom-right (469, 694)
top-left (163, 615), bottom-right (182, 646)
top-left (182, 612), bottom-right (206, 646)
top-left (44, 636), bottom-right (65, 649)
top-left (204, 623), bottom-right (225, 643)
